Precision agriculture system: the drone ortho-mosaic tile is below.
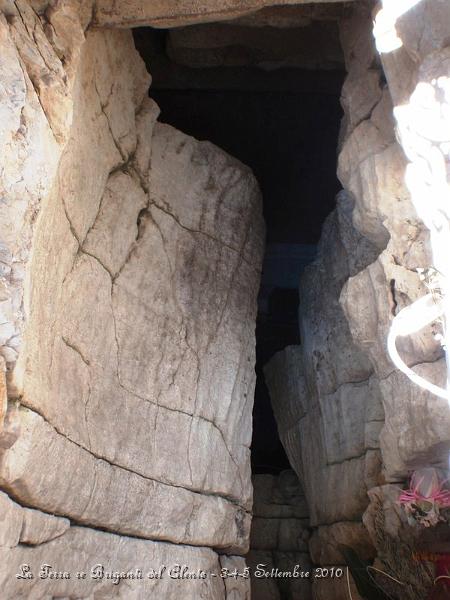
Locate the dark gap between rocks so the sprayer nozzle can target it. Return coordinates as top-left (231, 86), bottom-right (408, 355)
top-left (133, 25), bottom-right (344, 476)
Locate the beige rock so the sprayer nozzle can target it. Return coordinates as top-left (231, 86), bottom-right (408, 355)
top-left (220, 556), bottom-right (251, 599)
top-left (229, 4), bottom-right (345, 28)
top-left (251, 517), bottom-right (309, 552)
top-left (309, 522), bottom-right (375, 566)
top-left (252, 472), bottom-right (310, 519)
top-left (363, 485), bottom-right (405, 542)
top-left (265, 190), bottom-right (383, 534)
top-left (0, 406), bottom-right (250, 553)
top-left (263, 346), bottom-right (308, 433)
top-left (0, 10), bottom-right (62, 383)
top-left (299, 194), bottom-right (376, 399)
top-left (341, 247), bottom-right (442, 382)
top-left (281, 412), bottom-right (381, 526)
top-left (94, 0), bottom-right (357, 29)
top-left (20, 508), bottom-right (70, 546)
top-left (0, 491), bottom-right (23, 547)
top-left (0, 523), bottom-right (229, 599)
top-left (320, 379), bottom-right (383, 464)
top-left (379, 359), bottom-right (450, 480)
top-left (9, 25), bottom-right (262, 563)
top-left (395, 0), bottom-right (450, 63)
top-left (0, 488), bottom-right (69, 547)
top-left (0, 7), bottom-right (264, 592)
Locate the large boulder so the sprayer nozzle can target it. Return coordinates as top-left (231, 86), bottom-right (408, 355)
top-left (0, 4), bottom-right (264, 597)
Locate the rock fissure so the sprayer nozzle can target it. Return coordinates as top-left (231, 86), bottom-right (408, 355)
top-left (149, 201), bottom-right (258, 270)
top-left (15, 401), bottom-right (249, 511)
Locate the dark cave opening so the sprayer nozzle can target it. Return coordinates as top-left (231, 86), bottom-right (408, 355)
top-left (133, 25), bottom-right (344, 475)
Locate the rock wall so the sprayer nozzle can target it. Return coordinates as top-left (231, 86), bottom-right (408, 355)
top-left (247, 470), bottom-right (312, 600)
top-left (0, 2), bottom-right (263, 598)
top-left (2, 1), bottom-right (450, 599)
top-left (265, 1), bottom-right (450, 598)
top-left (93, 0), bottom-right (357, 29)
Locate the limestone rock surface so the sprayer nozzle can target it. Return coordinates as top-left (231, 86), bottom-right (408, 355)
top-left (247, 471), bottom-right (312, 600)
top-left (3, 23), bottom-right (263, 555)
top-left (0, 489), bottom-right (240, 600)
top-left (94, 0), bottom-right (358, 29)
top-left (0, 3), bottom-right (264, 596)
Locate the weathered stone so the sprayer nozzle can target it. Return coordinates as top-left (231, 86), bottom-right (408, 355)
top-left (379, 359), bottom-right (450, 480)
top-left (265, 184), bottom-right (382, 537)
top-left (0, 491), bottom-right (23, 547)
top-left (166, 21), bottom-right (343, 70)
top-left (229, 4), bottom-right (346, 28)
top-left (362, 485), bottom-right (443, 598)
top-left (263, 346), bottom-right (308, 432)
top-left (220, 556), bottom-right (251, 599)
top-left (20, 509), bottom-right (70, 546)
top-left (320, 379), bottom-right (383, 464)
top-left (0, 516), bottom-right (231, 599)
top-left (4, 23), bottom-right (262, 560)
top-left (247, 551), bottom-right (281, 600)
top-left (309, 522), bottom-right (375, 565)
top-left (0, 9), bottom-right (64, 383)
top-left (248, 471), bottom-right (311, 599)
top-left (251, 517), bottom-right (309, 552)
top-left (253, 472), bottom-right (310, 519)
top-left (2, 0), bottom-right (449, 596)
top-left (0, 10), bottom-right (263, 592)
top-left (395, 0), bottom-right (450, 64)
top-left (341, 241), bottom-right (442, 382)
top-left (280, 410), bottom-right (382, 526)
top-left (363, 484), bottom-right (405, 542)
top-left (94, 0), bottom-right (357, 29)
top-left (299, 193), bottom-right (376, 399)
top-left (0, 404), bottom-right (250, 553)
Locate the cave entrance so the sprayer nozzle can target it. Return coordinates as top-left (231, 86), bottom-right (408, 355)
top-left (133, 13), bottom-right (344, 479)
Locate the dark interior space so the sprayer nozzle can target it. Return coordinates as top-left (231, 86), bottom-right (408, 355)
top-left (133, 25), bottom-right (344, 474)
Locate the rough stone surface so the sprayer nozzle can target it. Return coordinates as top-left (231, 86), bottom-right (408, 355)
top-left (0, 489), bottom-right (240, 600)
top-left (166, 21), bottom-right (343, 70)
top-left (248, 471), bottom-right (312, 600)
top-left (264, 0), bottom-right (450, 580)
top-left (309, 522), bottom-right (375, 565)
top-left (264, 1), bottom-right (450, 588)
top-left (94, 0), bottom-right (357, 29)
top-left (3, 0), bottom-right (450, 597)
top-left (0, 2), bottom-right (264, 597)
top-left (7, 21), bottom-right (263, 544)
top-left (0, 407), bottom-right (250, 551)
top-left (265, 189), bottom-right (382, 531)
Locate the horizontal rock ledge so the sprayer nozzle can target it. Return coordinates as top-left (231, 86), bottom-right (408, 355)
top-left (94, 0), bottom-right (357, 29)
top-left (0, 406), bottom-right (250, 554)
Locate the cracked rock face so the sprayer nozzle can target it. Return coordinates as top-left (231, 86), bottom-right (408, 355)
top-left (94, 0), bottom-right (358, 29)
top-left (265, 3), bottom-right (450, 596)
top-left (0, 3), bottom-right (263, 598)
top-left (248, 470), bottom-right (312, 600)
